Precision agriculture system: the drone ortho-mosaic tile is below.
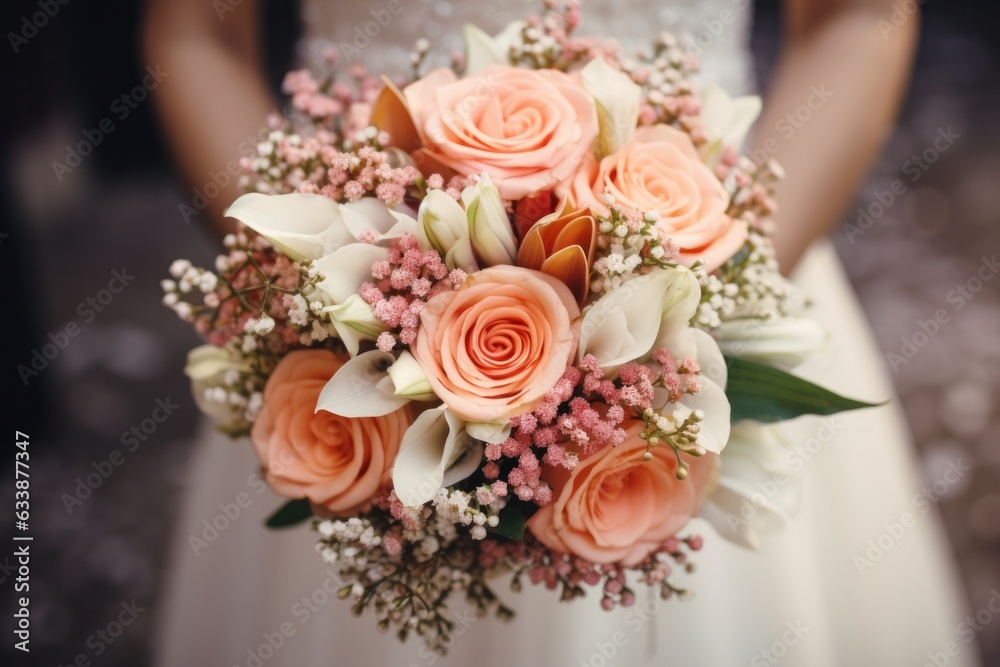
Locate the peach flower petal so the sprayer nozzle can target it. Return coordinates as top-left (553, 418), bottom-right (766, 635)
top-left (566, 124), bottom-right (747, 271)
top-left (405, 65), bottom-right (598, 200)
top-left (250, 350), bottom-right (411, 515)
top-left (527, 420), bottom-right (717, 565)
top-left (411, 265), bottom-right (581, 424)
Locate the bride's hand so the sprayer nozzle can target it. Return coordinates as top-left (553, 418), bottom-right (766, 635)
top-left (759, 0), bottom-right (919, 272)
top-left (143, 0), bottom-right (276, 237)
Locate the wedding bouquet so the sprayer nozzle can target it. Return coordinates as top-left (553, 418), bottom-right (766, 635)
top-left (164, 0), bottom-right (873, 652)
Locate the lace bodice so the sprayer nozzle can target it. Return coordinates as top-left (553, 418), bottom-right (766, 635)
top-left (300, 0), bottom-right (755, 93)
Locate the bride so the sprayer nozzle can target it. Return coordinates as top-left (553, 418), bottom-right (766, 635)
top-left (144, 1), bottom-right (977, 665)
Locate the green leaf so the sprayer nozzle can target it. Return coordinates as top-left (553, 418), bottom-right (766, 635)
top-left (724, 356), bottom-right (883, 423)
top-left (488, 498), bottom-right (536, 541)
top-left (265, 498), bottom-right (313, 529)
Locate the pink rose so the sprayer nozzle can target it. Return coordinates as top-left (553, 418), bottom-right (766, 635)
top-left (527, 420), bottom-right (716, 565)
top-left (251, 349), bottom-right (412, 515)
top-left (404, 65), bottom-right (599, 200)
top-left (411, 265), bottom-right (581, 424)
top-left (568, 124), bottom-right (748, 271)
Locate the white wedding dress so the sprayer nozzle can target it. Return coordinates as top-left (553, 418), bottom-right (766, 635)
top-left (155, 2), bottom-right (978, 666)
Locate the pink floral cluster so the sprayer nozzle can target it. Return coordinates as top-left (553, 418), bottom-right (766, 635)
top-left (652, 349), bottom-right (703, 402)
top-left (358, 234), bottom-right (467, 347)
top-left (298, 145), bottom-right (420, 206)
top-left (243, 133), bottom-right (421, 207)
top-left (281, 58), bottom-right (381, 124)
top-left (625, 40), bottom-right (705, 139)
top-left (713, 145), bottom-right (780, 220)
top-left (479, 349), bottom-right (704, 507)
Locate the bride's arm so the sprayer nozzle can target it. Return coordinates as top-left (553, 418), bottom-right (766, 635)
top-left (759, 0), bottom-right (919, 271)
top-left (143, 0), bottom-right (275, 236)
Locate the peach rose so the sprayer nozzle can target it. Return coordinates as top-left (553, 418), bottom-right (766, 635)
top-left (567, 124), bottom-right (748, 271)
top-left (411, 265), bottom-right (581, 424)
top-left (404, 65), bottom-right (598, 200)
top-left (251, 349), bottom-right (411, 515)
top-left (527, 420), bottom-right (716, 565)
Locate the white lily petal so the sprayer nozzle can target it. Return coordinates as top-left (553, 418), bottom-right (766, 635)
top-left (700, 483), bottom-right (790, 550)
top-left (701, 422), bottom-right (801, 549)
top-left (444, 237), bottom-right (479, 275)
top-left (184, 344), bottom-right (247, 381)
top-left (466, 422), bottom-right (512, 444)
top-left (339, 197), bottom-right (416, 242)
top-left (184, 345), bottom-right (250, 426)
top-left (716, 317), bottom-right (827, 371)
top-left (700, 83), bottom-right (762, 166)
top-left (695, 327), bottom-right (729, 391)
top-left (325, 294), bottom-right (387, 357)
top-left (313, 245), bottom-right (387, 304)
top-left (329, 318), bottom-right (369, 359)
top-left (700, 84), bottom-right (735, 136)
top-left (658, 326), bottom-right (729, 391)
top-left (581, 57), bottom-right (641, 157)
top-left (700, 138), bottom-right (725, 170)
top-left (464, 174), bottom-right (517, 267)
top-left (650, 268), bottom-right (702, 352)
top-left (722, 95), bottom-right (762, 149)
top-left (651, 326), bottom-right (731, 454)
top-left (392, 408), bottom-right (476, 507)
top-left (315, 350), bottom-right (409, 418)
top-left (323, 294), bottom-right (386, 332)
top-left (418, 189), bottom-right (467, 251)
top-left (676, 378), bottom-right (730, 454)
top-left (463, 21), bottom-right (525, 75)
top-left (386, 351), bottom-right (437, 401)
top-left (493, 20), bottom-right (527, 58)
top-left (578, 267), bottom-right (697, 373)
top-left (225, 192), bottom-right (353, 261)
top-left (464, 24), bottom-right (504, 76)
top-left (442, 440), bottom-right (485, 487)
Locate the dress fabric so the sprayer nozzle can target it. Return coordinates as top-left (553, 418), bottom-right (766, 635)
top-left (154, 3), bottom-right (977, 665)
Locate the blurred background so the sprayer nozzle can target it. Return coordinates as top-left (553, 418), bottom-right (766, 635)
top-left (1, 0), bottom-right (998, 665)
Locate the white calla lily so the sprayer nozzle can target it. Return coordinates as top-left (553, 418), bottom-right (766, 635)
top-left (699, 83), bottom-right (762, 167)
top-left (339, 196), bottom-right (417, 241)
top-left (312, 244), bottom-right (391, 356)
top-left (417, 189), bottom-right (479, 274)
top-left (184, 345), bottom-right (250, 426)
top-left (465, 422), bottom-right (512, 445)
top-left (462, 174), bottom-right (517, 267)
top-left (386, 351), bottom-right (436, 401)
top-left (392, 407), bottom-right (482, 507)
top-left (652, 327), bottom-right (731, 454)
top-left (715, 316), bottom-right (826, 371)
top-left (315, 350), bottom-right (408, 418)
top-left (313, 244), bottom-right (387, 304)
top-left (580, 57), bottom-right (641, 157)
top-left (225, 192), bottom-right (419, 356)
top-left (324, 294), bottom-right (388, 358)
top-left (700, 422), bottom-right (801, 549)
top-left (578, 266), bottom-right (700, 373)
top-left (225, 192), bottom-right (351, 261)
top-left (224, 192), bottom-right (417, 261)
top-left (579, 266), bottom-right (731, 452)
top-left (235, 194), bottom-right (410, 355)
top-left (185, 344), bottom-right (246, 382)
top-left (463, 21), bottom-right (526, 75)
